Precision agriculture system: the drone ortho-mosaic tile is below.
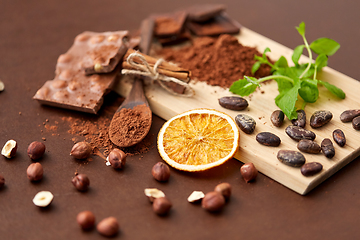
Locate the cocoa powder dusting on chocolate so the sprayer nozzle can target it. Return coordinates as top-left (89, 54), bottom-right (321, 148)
top-left (109, 104), bottom-right (151, 147)
top-left (157, 34), bottom-right (272, 88)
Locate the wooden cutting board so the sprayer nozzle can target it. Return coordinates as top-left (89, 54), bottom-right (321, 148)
top-left (114, 27), bottom-right (360, 195)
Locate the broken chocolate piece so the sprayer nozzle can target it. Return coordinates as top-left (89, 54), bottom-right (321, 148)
top-left (157, 29), bottom-right (192, 46)
top-left (186, 4), bottom-right (226, 22)
top-left (153, 11), bottom-right (187, 37)
top-left (186, 13), bottom-right (241, 36)
top-left (34, 31), bottom-right (128, 114)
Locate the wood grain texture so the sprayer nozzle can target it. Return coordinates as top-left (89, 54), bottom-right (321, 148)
top-left (114, 27), bottom-right (360, 195)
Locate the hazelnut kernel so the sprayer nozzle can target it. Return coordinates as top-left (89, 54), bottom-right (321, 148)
top-left (107, 149), bottom-right (126, 169)
top-left (72, 174), bottom-right (90, 191)
top-left (1, 139), bottom-right (17, 158)
top-left (33, 191), bottom-right (53, 207)
top-left (214, 183), bottom-right (232, 201)
top-left (153, 197), bottom-right (172, 215)
top-left (97, 217), bottom-right (119, 237)
top-left (70, 142), bottom-right (92, 160)
top-left (94, 63), bottom-right (103, 72)
top-left (27, 162), bottom-right (43, 181)
top-left (187, 191), bottom-right (205, 203)
top-left (240, 163), bottom-right (258, 183)
top-left (27, 141), bottom-right (45, 160)
top-left (77, 211), bottom-right (95, 230)
top-left (0, 80), bottom-right (4, 92)
top-left (202, 191), bottom-right (225, 212)
top-left (144, 188), bottom-right (165, 202)
top-left (152, 162), bottom-right (170, 182)
top-left (0, 174), bottom-right (5, 188)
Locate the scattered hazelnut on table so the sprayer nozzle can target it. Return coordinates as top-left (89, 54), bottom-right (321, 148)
top-left (72, 174), bottom-right (90, 191)
top-left (187, 191), bottom-right (205, 203)
top-left (1, 140), bottom-right (17, 158)
top-left (153, 197), bottom-right (172, 215)
top-left (214, 183), bottom-right (231, 201)
top-left (77, 210), bottom-right (96, 230)
top-left (27, 141), bottom-right (46, 160)
top-left (0, 174), bottom-right (5, 188)
top-left (201, 191), bottom-right (225, 212)
top-left (27, 162), bottom-right (43, 181)
top-left (152, 162), bottom-right (170, 182)
top-left (107, 148), bottom-right (126, 169)
top-left (70, 142), bottom-right (92, 160)
top-left (0, 80), bottom-right (4, 92)
top-left (144, 188), bottom-right (165, 202)
top-left (240, 162), bottom-right (258, 183)
top-left (32, 191), bottom-right (53, 207)
top-left (97, 216), bottom-right (119, 237)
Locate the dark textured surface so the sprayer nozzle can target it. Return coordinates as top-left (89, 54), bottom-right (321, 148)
top-left (1, 1), bottom-right (360, 239)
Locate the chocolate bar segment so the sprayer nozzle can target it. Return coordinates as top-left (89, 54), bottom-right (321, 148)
top-left (33, 31), bottom-right (128, 114)
top-left (79, 31), bottom-right (129, 75)
top-left (153, 11), bottom-right (187, 37)
top-left (186, 4), bottom-right (226, 22)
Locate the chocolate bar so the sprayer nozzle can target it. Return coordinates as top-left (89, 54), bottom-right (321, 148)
top-left (186, 13), bottom-right (241, 36)
top-left (33, 31), bottom-right (128, 114)
top-left (186, 4), bottom-right (226, 22)
top-left (153, 11), bottom-right (187, 37)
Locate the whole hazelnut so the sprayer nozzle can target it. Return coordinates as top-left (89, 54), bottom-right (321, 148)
top-left (0, 174), bottom-right (5, 188)
top-left (214, 182), bottom-right (231, 201)
top-left (97, 216), bottom-right (119, 237)
top-left (70, 142), bottom-right (92, 160)
top-left (72, 174), bottom-right (90, 191)
top-left (240, 162), bottom-right (258, 183)
top-left (202, 191), bottom-right (225, 212)
top-left (27, 162), bottom-right (43, 181)
top-left (1, 140), bottom-right (17, 158)
top-left (153, 197), bottom-right (172, 215)
top-left (27, 141), bottom-right (46, 160)
top-left (77, 211), bottom-right (95, 230)
top-left (107, 149), bottom-right (126, 169)
top-left (152, 162), bottom-right (170, 182)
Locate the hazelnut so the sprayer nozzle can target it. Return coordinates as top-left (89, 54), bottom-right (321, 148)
top-left (240, 162), bottom-right (258, 183)
top-left (153, 197), bottom-right (172, 215)
top-left (32, 191), bottom-right (53, 207)
top-left (1, 140), bottom-right (17, 158)
top-left (201, 191), bottom-right (225, 212)
top-left (27, 141), bottom-right (45, 160)
top-left (77, 211), bottom-right (95, 230)
top-left (70, 142), bottom-right (92, 160)
top-left (0, 174), bottom-right (5, 188)
top-left (144, 188), bottom-right (165, 202)
top-left (214, 183), bottom-right (231, 201)
top-left (0, 80), bottom-right (4, 92)
top-left (72, 174), bottom-right (90, 191)
top-left (187, 191), bottom-right (205, 203)
top-left (152, 162), bottom-right (170, 182)
top-left (97, 216), bottom-right (119, 237)
top-left (107, 149), bottom-right (126, 169)
top-left (27, 162), bottom-right (43, 181)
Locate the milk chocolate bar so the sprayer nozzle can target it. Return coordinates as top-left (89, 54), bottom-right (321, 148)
top-left (186, 13), bottom-right (241, 36)
top-left (186, 4), bottom-right (226, 22)
top-left (80, 31), bottom-right (129, 75)
top-left (33, 31), bottom-right (129, 114)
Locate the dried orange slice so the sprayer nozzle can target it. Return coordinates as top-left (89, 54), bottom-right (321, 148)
top-left (157, 109), bottom-right (240, 172)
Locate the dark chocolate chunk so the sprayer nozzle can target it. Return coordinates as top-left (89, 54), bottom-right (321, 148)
top-left (186, 13), bottom-right (240, 36)
top-left (153, 11), bottom-right (187, 37)
top-left (186, 4), bottom-right (226, 22)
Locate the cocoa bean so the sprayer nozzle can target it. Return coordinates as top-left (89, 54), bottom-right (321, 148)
top-left (235, 114), bottom-right (256, 134)
top-left (332, 129), bottom-right (346, 147)
top-left (218, 96), bottom-right (248, 110)
top-left (270, 110), bottom-right (284, 127)
top-left (285, 125), bottom-right (316, 141)
top-left (301, 162), bottom-right (323, 176)
top-left (277, 150), bottom-right (306, 167)
top-left (256, 132), bottom-right (281, 147)
top-left (291, 109), bottom-right (306, 128)
top-left (340, 109), bottom-right (360, 122)
top-left (310, 110), bottom-right (333, 128)
top-left (297, 139), bottom-right (321, 154)
top-left (321, 138), bottom-right (335, 159)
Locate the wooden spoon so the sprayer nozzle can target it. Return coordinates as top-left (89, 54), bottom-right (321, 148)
top-left (109, 18), bottom-right (154, 147)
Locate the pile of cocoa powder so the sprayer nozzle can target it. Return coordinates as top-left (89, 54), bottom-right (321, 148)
top-left (157, 34), bottom-right (272, 88)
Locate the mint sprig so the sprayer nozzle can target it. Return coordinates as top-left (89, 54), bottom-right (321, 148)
top-left (229, 22), bottom-right (345, 120)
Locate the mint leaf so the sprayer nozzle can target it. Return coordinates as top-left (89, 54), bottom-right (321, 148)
top-left (296, 22), bottom-right (305, 36)
top-left (263, 47), bottom-right (271, 57)
top-left (229, 79), bottom-right (258, 96)
top-left (274, 56), bottom-right (288, 70)
top-left (319, 80), bottom-right (346, 99)
top-left (275, 78), bottom-right (301, 120)
top-left (315, 53), bottom-right (328, 70)
top-left (251, 61), bottom-right (262, 75)
top-left (292, 45), bottom-right (305, 66)
top-left (310, 38), bottom-right (340, 56)
top-left (299, 79), bottom-right (319, 103)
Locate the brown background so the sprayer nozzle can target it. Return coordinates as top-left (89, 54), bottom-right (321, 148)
top-left (1, 0), bottom-right (360, 239)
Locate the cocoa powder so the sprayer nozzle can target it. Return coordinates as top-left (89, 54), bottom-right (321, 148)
top-left (157, 34), bottom-right (272, 88)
